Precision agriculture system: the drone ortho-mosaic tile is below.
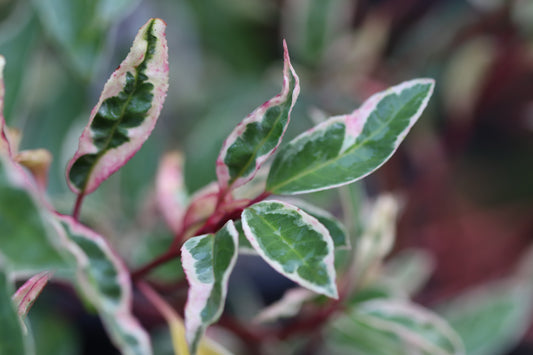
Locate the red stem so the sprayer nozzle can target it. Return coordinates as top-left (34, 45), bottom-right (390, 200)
top-left (131, 249), bottom-right (180, 281)
top-left (72, 193), bottom-right (85, 221)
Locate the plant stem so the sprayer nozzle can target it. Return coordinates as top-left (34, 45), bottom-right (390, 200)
top-left (72, 193), bottom-right (85, 221)
top-left (131, 248), bottom-right (180, 281)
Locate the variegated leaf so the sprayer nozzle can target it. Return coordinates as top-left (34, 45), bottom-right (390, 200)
top-left (353, 194), bottom-right (400, 282)
top-left (286, 199), bottom-right (350, 249)
top-left (216, 40), bottom-right (300, 191)
top-left (55, 215), bottom-right (152, 355)
top-left (351, 300), bottom-right (465, 355)
top-left (0, 155), bottom-right (68, 274)
top-left (0, 257), bottom-right (27, 355)
top-left (266, 79), bottom-right (434, 194)
top-left (139, 282), bottom-right (231, 355)
top-left (241, 200), bottom-right (338, 298)
top-left (233, 220), bottom-right (256, 255)
top-left (182, 221), bottom-right (239, 354)
top-left (12, 271), bottom-right (51, 318)
top-left (66, 18), bottom-right (169, 195)
top-left (156, 151), bottom-right (188, 234)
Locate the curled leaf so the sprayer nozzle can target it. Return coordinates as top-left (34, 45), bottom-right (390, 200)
top-left (182, 221), bottom-right (239, 354)
top-left (216, 40), bottom-right (300, 191)
top-left (12, 271), bottom-right (51, 318)
top-left (66, 18), bottom-right (169, 196)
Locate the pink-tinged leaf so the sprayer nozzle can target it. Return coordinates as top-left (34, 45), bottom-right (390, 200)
top-left (66, 18), bottom-right (169, 196)
top-left (182, 221), bottom-right (239, 354)
top-left (156, 151), bottom-right (187, 234)
top-left (12, 271), bottom-right (51, 318)
top-left (53, 215), bottom-right (152, 355)
top-left (216, 40), bottom-right (300, 191)
top-left (15, 149), bottom-right (53, 191)
top-left (139, 282), bottom-right (231, 355)
top-left (266, 79), bottom-right (435, 194)
top-left (182, 182), bottom-right (219, 233)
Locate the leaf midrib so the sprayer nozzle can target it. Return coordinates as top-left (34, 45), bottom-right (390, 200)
top-left (228, 74), bottom-right (294, 187)
top-left (268, 90), bottom-right (424, 193)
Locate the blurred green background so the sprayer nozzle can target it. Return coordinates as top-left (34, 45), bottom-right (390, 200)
top-left (1, 0), bottom-right (533, 354)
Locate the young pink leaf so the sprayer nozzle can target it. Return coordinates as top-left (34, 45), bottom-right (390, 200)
top-left (12, 271), bottom-right (51, 318)
top-left (156, 151), bottom-right (187, 234)
top-left (66, 18), bottom-right (169, 196)
top-left (182, 182), bottom-right (219, 233)
top-left (182, 221), bottom-right (239, 354)
top-left (216, 40), bottom-right (300, 191)
top-left (54, 215), bottom-right (152, 355)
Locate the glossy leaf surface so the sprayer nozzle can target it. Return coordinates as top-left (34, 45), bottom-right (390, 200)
top-left (182, 221), bottom-right (239, 354)
top-left (0, 259), bottom-right (26, 355)
top-left (289, 199), bottom-right (349, 249)
top-left (216, 41), bottom-right (300, 191)
top-left (266, 79), bottom-right (434, 194)
top-left (57, 216), bottom-right (152, 355)
top-left (67, 18), bottom-right (169, 195)
top-left (242, 200), bottom-right (337, 298)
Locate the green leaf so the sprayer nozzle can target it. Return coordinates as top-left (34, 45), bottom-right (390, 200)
top-left (0, 155), bottom-right (68, 273)
top-left (56, 216), bottom-right (152, 355)
top-left (181, 221), bottom-right (239, 354)
top-left (241, 200), bottom-right (338, 298)
top-left (288, 199), bottom-right (350, 249)
top-left (329, 300), bottom-right (464, 355)
top-left (66, 18), bottom-right (169, 196)
top-left (266, 79), bottom-right (434, 194)
top-left (216, 41), bottom-right (300, 191)
top-left (439, 281), bottom-right (532, 355)
top-left (0, 258), bottom-right (27, 355)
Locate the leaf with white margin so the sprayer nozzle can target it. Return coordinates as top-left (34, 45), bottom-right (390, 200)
top-left (254, 287), bottom-right (314, 323)
top-left (216, 40), bottom-right (300, 191)
top-left (55, 215), bottom-right (152, 355)
top-left (285, 198), bottom-right (350, 249)
top-left (182, 221), bottom-right (239, 354)
top-left (242, 200), bottom-right (338, 298)
top-left (355, 300), bottom-right (464, 355)
top-left (352, 194), bottom-right (399, 283)
top-left (0, 256), bottom-right (27, 355)
top-left (139, 282), bottom-right (232, 355)
top-left (66, 18), bottom-right (169, 196)
top-left (266, 79), bottom-right (434, 194)
top-left (156, 151), bottom-right (188, 234)
top-left (12, 271), bottom-right (51, 318)
top-left (0, 155), bottom-right (68, 274)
